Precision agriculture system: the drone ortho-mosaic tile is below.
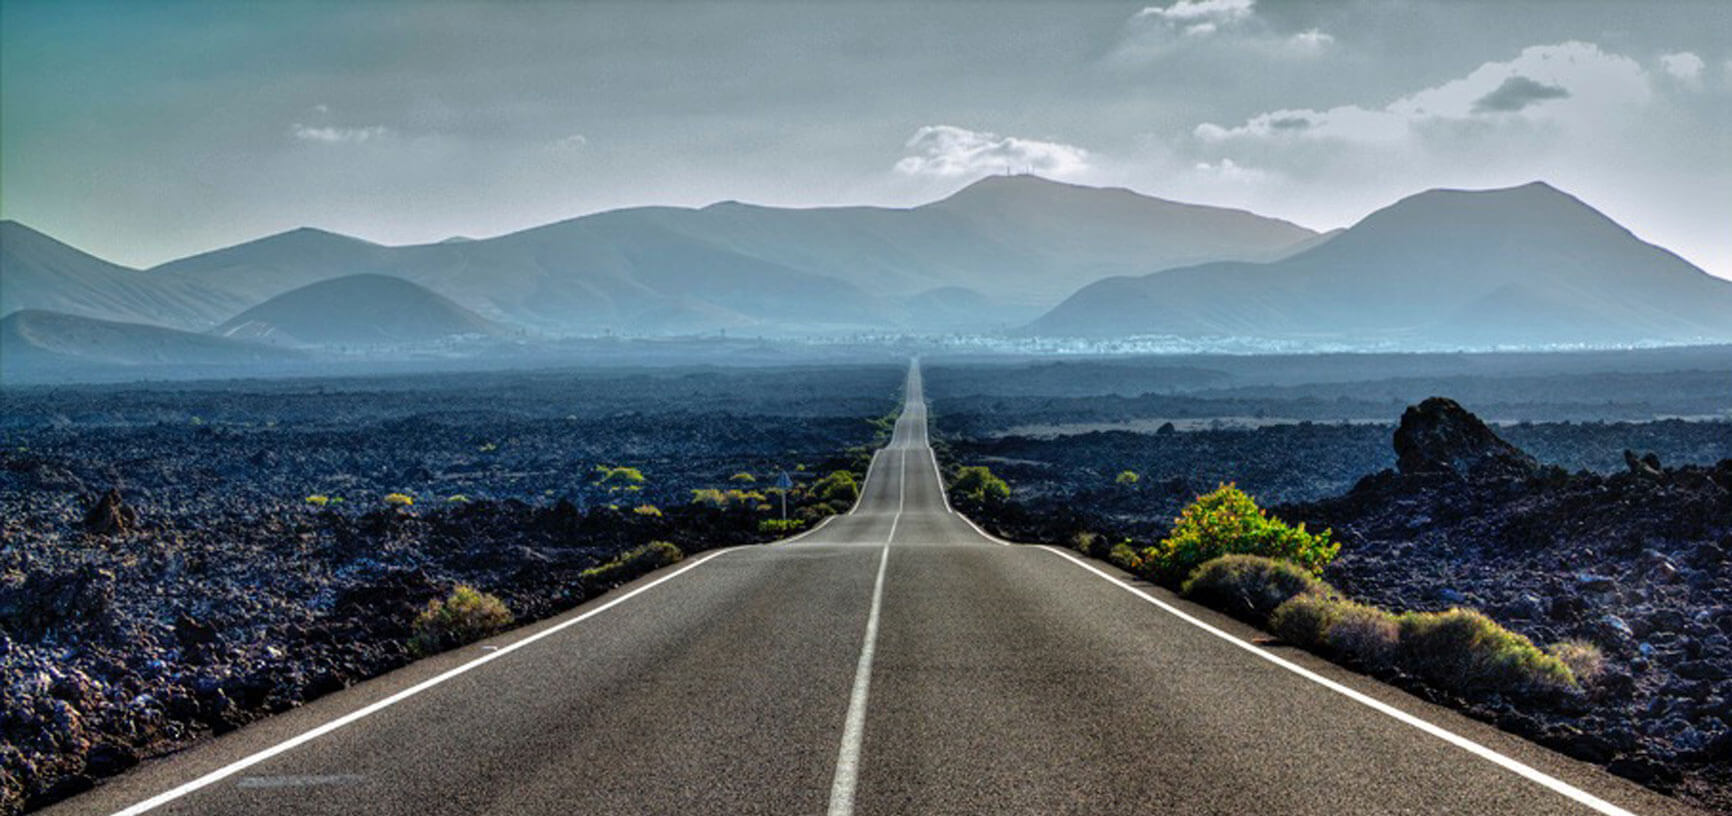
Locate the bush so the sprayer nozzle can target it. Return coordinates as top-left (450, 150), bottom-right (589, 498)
top-left (1115, 470), bottom-right (1140, 485)
top-left (1069, 531), bottom-right (1106, 558)
top-left (1107, 542), bottom-right (1145, 573)
top-left (1547, 640), bottom-right (1606, 685)
top-left (594, 465), bottom-right (647, 487)
top-left (383, 492), bottom-right (414, 506)
top-left (1326, 604), bottom-right (1402, 670)
top-left (812, 470), bottom-right (860, 505)
top-left (1397, 608), bottom-right (1576, 695)
top-left (1144, 484), bottom-right (1337, 582)
top-left (729, 472), bottom-right (757, 483)
top-left (758, 518), bottom-right (806, 534)
top-left (1181, 554), bottom-right (1332, 623)
top-left (408, 585), bottom-right (514, 656)
top-left (580, 541), bottom-right (685, 587)
top-left (1270, 594), bottom-right (1352, 649)
top-left (632, 504), bottom-right (662, 517)
top-left (950, 466), bottom-right (1010, 502)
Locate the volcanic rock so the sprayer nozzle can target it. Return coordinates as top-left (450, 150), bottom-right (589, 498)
top-left (1393, 398), bottom-right (1539, 480)
top-left (81, 489), bottom-right (138, 536)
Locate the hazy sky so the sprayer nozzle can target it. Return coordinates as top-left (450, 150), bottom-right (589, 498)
top-left (3, 0), bottom-right (1729, 278)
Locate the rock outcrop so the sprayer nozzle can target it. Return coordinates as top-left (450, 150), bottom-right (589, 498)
top-left (1393, 397), bottom-right (1539, 480)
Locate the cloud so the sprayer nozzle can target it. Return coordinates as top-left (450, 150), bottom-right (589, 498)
top-left (894, 125), bottom-right (1089, 178)
top-left (291, 123), bottom-right (389, 144)
top-left (1471, 75), bottom-right (1570, 113)
top-left (1659, 51), bottom-right (1704, 85)
top-left (1118, 0), bottom-right (1330, 60)
top-left (1196, 42), bottom-right (1647, 146)
top-left (550, 134), bottom-right (588, 150)
top-left (1136, 0), bottom-right (1254, 35)
top-left (1286, 29), bottom-right (1334, 54)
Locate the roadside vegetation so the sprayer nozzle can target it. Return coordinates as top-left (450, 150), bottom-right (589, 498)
top-left (1024, 480), bottom-right (1595, 700)
top-left (408, 585), bottom-right (515, 656)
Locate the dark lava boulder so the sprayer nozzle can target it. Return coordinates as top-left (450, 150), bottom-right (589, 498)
top-left (1394, 398), bottom-right (1539, 480)
top-left (82, 489), bottom-right (138, 536)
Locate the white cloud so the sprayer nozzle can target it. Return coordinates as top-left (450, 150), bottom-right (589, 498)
top-left (1195, 42), bottom-right (1648, 146)
top-left (291, 123), bottom-right (389, 144)
top-left (550, 133), bottom-right (588, 150)
top-left (1192, 157), bottom-right (1270, 183)
top-left (894, 125), bottom-right (1090, 179)
top-left (1287, 29), bottom-right (1334, 54)
top-left (1119, 0), bottom-right (1330, 59)
top-left (1659, 51), bottom-right (1704, 86)
top-left (1136, 0), bottom-right (1254, 35)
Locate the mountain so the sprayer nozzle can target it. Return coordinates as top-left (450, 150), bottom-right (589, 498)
top-left (1, 309), bottom-right (298, 378)
top-left (141, 176), bottom-right (1319, 335)
top-left (211, 274), bottom-right (505, 346)
top-left (0, 221), bottom-right (247, 329)
top-left (1026, 182), bottom-right (1732, 347)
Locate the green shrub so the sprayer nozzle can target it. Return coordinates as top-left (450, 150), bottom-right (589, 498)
top-left (594, 465), bottom-right (647, 487)
top-left (1270, 594), bottom-right (1352, 649)
top-left (812, 470), bottom-right (861, 505)
top-left (1180, 554), bottom-right (1332, 623)
top-left (1144, 484), bottom-right (1337, 582)
top-left (1115, 470), bottom-right (1140, 485)
top-left (1547, 640), bottom-right (1606, 685)
top-left (950, 466), bottom-right (1010, 502)
top-left (1107, 542), bottom-right (1145, 574)
top-left (1069, 531), bottom-right (1105, 558)
top-left (581, 541), bottom-right (684, 586)
top-left (758, 518), bottom-right (806, 534)
top-left (1397, 608), bottom-right (1576, 695)
top-left (1325, 604), bottom-right (1402, 670)
top-left (408, 585), bottom-right (514, 656)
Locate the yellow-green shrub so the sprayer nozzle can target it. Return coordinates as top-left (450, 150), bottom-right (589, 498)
top-left (1397, 608), bottom-right (1576, 694)
top-left (383, 492), bottom-right (414, 507)
top-left (1107, 542), bottom-right (1145, 573)
top-left (580, 541), bottom-right (684, 587)
top-left (1325, 603), bottom-right (1401, 670)
top-left (408, 585), bottom-right (514, 656)
top-left (758, 518), bottom-right (806, 534)
top-left (950, 466), bottom-right (1010, 502)
top-left (633, 504), bottom-right (663, 517)
top-left (1181, 554), bottom-right (1332, 622)
top-left (1144, 484), bottom-right (1337, 582)
top-left (1546, 639), bottom-right (1606, 685)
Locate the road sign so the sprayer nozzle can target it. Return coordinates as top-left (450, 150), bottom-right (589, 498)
top-left (775, 471), bottom-right (793, 490)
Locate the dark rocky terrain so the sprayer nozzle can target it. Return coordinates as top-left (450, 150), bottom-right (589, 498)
top-left (0, 364), bottom-right (900, 813)
top-left (926, 353), bottom-right (1732, 812)
top-left (1288, 401), bottom-right (1732, 810)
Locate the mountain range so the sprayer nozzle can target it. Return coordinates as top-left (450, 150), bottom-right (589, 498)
top-left (3, 175), bottom-right (1729, 380)
top-left (1027, 182), bottom-right (1732, 346)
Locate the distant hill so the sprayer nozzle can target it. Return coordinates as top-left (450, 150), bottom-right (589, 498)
top-left (1, 309), bottom-right (297, 377)
top-left (0, 221), bottom-right (247, 329)
top-left (1026, 182), bottom-right (1732, 347)
top-left (139, 175), bottom-right (1319, 335)
top-left (212, 274), bottom-right (504, 346)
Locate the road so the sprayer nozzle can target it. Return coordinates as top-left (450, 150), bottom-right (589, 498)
top-left (62, 361), bottom-right (1699, 815)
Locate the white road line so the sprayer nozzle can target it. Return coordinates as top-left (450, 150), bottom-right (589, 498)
top-left (108, 548), bottom-right (735, 816)
top-left (1035, 545), bottom-right (1641, 816)
top-left (826, 448), bottom-right (904, 816)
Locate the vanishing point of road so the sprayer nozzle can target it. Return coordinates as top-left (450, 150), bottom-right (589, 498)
top-left (58, 361), bottom-right (1702, 815)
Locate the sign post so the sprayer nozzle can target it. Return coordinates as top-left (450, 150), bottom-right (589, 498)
top-left (774, 470), bottom-right (793, 520)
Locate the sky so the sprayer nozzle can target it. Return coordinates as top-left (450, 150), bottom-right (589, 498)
top-left (2, 0), bottom-right (1729, 279)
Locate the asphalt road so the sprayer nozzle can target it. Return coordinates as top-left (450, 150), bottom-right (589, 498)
top-left (60, 361), bottom-right (1702, 816)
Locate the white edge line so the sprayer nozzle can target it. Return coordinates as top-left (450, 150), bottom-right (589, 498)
top-left (826, 490), bottom-right (898, 816)
top-left (109, 547), bottom-right (735, 816)
top-left (1033, 544), bottom-right (1641, 816)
